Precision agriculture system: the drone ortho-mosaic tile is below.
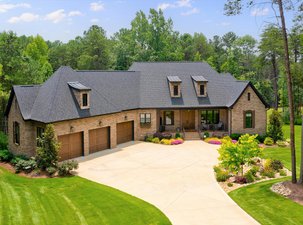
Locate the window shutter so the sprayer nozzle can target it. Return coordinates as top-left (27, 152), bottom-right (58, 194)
top-left (252, 110), bottom-right (255, 128)
top-left (243, 111), bottom-right (246, 129)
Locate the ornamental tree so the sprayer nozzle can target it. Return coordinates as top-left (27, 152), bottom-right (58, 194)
top-left (218, 134), bottom-right (262, 176)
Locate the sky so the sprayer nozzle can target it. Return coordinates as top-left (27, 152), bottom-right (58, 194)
top-left (0, 0), bottom-right (297, 42)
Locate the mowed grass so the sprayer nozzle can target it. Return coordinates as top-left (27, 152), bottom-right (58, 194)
top-left (0, 167), bottom-right (171, 225)
top-left (263, 125), bottom-right (302, 174)
top-left (229, 178), bottom-right (303, 225)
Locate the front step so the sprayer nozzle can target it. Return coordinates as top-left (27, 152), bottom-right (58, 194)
top-left (184, 132), bottom-right (201, 140)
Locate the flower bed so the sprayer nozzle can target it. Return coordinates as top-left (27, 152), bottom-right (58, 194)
top-left (204, 137), bottom-right (237, 145)
top-left (145, 132), bottom-right (184, 145)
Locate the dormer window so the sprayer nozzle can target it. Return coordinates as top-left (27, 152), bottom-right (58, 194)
top-left (68, 81), bottom-right (91, 110)
top-left (167, 76), bottom-right (182, 98)
top-left (192, 76), bottom-right (208, 97)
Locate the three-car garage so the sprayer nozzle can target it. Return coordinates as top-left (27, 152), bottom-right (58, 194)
top-left (58, 121), bottom-right (134, 161)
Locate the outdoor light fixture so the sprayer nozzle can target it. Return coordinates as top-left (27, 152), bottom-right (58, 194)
top-left (70, 125), bottom-right (74, 132)
top-left (124, 115), bottom-right (128, 120)
top-left (99, 120), bottom-right (102, 126)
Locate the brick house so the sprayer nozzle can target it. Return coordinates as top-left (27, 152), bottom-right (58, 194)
top-left (5, 62), bottom-right (268, 160)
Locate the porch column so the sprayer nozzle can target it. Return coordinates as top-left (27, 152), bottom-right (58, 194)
top-left (228, 109), bottom-right (232, 135)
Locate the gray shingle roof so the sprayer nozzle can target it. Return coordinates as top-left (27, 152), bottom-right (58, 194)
top-left (67, 81), bottom-right (91, 91)
top-left (6, 62), bottom-right (267, 123)
top-left (167, 76), bottom-right (182, 82)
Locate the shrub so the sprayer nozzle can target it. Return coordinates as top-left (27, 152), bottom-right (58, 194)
top-left (235, 176), bottom-right (247, 184)
top-left (218, 134), bottom-right (261, 176)
top-left (276, 140), bottom-right (287, 147)
top-left (244, 171), bottom-right (255, 183)
top-left (267, 110), bottom-right (283, 142)
top-left (58, 160), bottom-right (78, 176)
top-left (160, 139), bottom-right (171, 145)
top-left (0, 150), bottom-right (13, 162)
top-left (227, 182), bottom-right (233, 187)
top-left (264, 137), bottom-right (274, 146)
top-left (213, 165), bottom-right (222, 173)
top-left (250, 166), bottom-right (260, 177)
top-left (230, 133), bottom-right (242, 141)
top-left (15, 159), bottom-right (36, 173)
top-left (145, 136), bottom-right (153, 142)
top-left (261, 169), bottom-right (275, 178)
top-left (0, 131), bottom-right (8, 149)
top-left (153, 132), bottom-right (163, 140)
top-left (10, 155), bottom-right (28, 166)
top-left (171, 139), bottom-right (183, 145)
top-left (216, 170), bottom-right (230, 182)
top-left (161, 133), bottom-right (172, 140)
top-left (46, 166), bottom-right (57, 176)
top-left (151, 137), bottom-right (160, 144)
top-left (279, 169), bottom-right (287, 176)
top-left (255, 134), bottom-right (267, 143)
top-left (270, 159), bottom-right (283, 171)
top-left (175, 132), bottom-right (181, 139)
top-left (203, 132), bottom-right (210, 138)
top-left (35, 124), bottom-right (60, 170)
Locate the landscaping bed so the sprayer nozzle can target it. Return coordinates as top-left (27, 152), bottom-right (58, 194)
top-left (271, 181), bottom-right (303, 206)
top-left (145, 132), bottom-right (184, 145)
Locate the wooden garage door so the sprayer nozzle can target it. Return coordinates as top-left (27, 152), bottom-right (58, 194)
top-left (58, 132), bottom-right (83, 161)
top-left (117, 121), bottom-right (134, 144)
top-left (89, 127), bottom-right (110, 154)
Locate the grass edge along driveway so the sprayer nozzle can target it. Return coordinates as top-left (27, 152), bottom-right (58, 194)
top-left (0, 167), bottom-right (171, 225)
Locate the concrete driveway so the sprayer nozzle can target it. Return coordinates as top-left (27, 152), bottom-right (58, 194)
top-left (77, 141), bottom-right (258, 225)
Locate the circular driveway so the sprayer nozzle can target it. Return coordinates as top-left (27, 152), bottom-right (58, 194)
top-left (77, 141), bottom-right (258, 225)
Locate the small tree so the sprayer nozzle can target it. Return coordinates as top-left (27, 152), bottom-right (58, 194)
top-left (218, 134), bottom-right (261, 176)
top-left (267, 110), bottom-right (284, 142)
top-left (35, 124), bottom-right (60, 170)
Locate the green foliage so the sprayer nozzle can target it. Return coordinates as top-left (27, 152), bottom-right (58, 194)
top-left (249, 166), bottom-right (260, 177)
top-left (279, 169), bottom-right (287, 176)
top-left (15, 159), bottom-right (36, 173)
top-left (276, 140), bottom-right (287, 147)
top-left (10, 155), bottom-right (28, 166)
top-left (229, 133), bottom-right (242, 141)
top-left (58, 160), bottom-right (79, 176)
top-left (267, 110), bottom-right (283, 142)
top-left (244, 171), bottom-right (255, 183)
top-left (270, 159), bottom-right (284, 171)
top-left (160, 139), bottom-right (171, 145)
top-left (264, 137), bottom-right (274, 146)
top-left (175, 132), bottom-right (181, 139)
top-left (227, 182), bottom-right (233, 187)
top-left (35, 124), bottom-right (60, 170)
top-left (218, 134), bottom-right (261, 176)
top-left (151, 137), bottom-right (160, 144)
top-left (215, 170), bottom-right (230, 182)
top-left (0, 131), bottom-right (8, 149)
top-left (46, 166), bottom-right (57, 176)
top-left (213, 165), bottom-right (222, 173)
top-left (145, 136), bottom-right (153, 142)
top-left (0, 149), bottom-right (13, 162)
top-left (255, 134), bottom-right (267, 143)
top-left (203, 132), bottom-right (210, 138)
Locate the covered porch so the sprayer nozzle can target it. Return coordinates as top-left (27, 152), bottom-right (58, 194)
top-left (157, 108), bottom-right (230, 137)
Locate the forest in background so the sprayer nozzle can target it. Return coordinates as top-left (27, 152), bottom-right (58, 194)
top-left (0, 8), bottom-right (303, 132)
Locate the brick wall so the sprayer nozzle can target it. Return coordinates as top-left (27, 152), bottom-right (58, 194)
top-left (231, 86), bottom-right (267, 134)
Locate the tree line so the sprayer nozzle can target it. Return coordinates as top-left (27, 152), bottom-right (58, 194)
top-left (0, 7), bottom-right (302, 127)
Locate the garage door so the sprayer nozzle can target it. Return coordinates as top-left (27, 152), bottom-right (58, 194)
top-left (58, 132), bottom-right (83, 161)
top-left (89, 127), bottom-right (110, 154)
top-left (117, 121), bottom-right (134, 144)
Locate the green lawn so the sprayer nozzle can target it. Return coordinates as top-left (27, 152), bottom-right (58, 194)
top-left (263, 125), bottom-right (302, 174)
top-left (229, 178), bottom-right (303, 225)
top-left (0, 167), bottom-right (171, 225)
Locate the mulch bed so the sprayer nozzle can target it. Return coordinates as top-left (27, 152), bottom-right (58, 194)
top-left (283, 181), bottom-right (303, 206)
top-left (0, 162), bottom-right (50, 178)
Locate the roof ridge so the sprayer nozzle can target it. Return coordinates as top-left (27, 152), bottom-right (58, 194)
top-left (76, 70), bottom-right (137, 72)
top-left (133, 61), bottom-right (206, 64)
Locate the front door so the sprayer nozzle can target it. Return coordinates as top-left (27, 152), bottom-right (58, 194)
top-left (182, 110), bottom-right (195, 130)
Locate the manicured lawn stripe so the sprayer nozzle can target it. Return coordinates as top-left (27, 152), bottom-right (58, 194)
top-left (0, 168), bottom-right (171, 225)
top-left (229, 178), bottom-right (303, 225)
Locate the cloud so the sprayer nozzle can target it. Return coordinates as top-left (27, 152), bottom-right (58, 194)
top-left (8, 12), bottom-right (39, 23)
top-left (45, 9), bottom-right (66, 23)
top-left (90, 18), bottom-right (99, 23)
top-left (0, 3), bottom-right (30, 13)
top-left (68, 11), bottom-right (83, 17)
top-left (181, 7), bottom-right (199, 16)
top-left (251, 7), bottom-right (269, 16)
top-left (158, 0), bottom-right (192, 10)
top-left (90, 2), bottom-right (104, 11)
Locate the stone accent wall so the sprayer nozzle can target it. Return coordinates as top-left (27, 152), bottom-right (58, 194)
top-left (7, 96), bottom-right (39, 157)
top-left (53, 109), bottom-right (157, 156)
top-left (231, 86), bottom-right (267, 134)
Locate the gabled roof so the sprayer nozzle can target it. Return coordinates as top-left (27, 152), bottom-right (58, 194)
top-left (191, 75), bottom-right (208, 82)
top-left (5, 62), bottom-right (268, 123)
